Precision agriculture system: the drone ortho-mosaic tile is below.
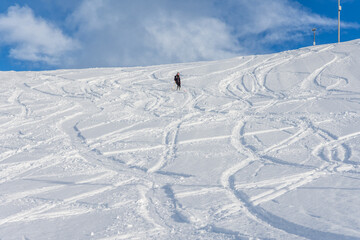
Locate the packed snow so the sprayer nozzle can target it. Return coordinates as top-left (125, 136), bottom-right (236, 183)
top-left (1, 40), bottom-right (360, 240)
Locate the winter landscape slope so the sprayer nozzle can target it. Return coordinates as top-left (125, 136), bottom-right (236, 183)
top-left (1, 40), bottom-right (360, 240)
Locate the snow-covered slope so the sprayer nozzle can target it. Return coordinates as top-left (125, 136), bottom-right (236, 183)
top-left (1, 40), bottom-right (360, 240)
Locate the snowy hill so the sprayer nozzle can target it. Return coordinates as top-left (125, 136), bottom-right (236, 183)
top-left (1, 40), bottom-right (360, 240)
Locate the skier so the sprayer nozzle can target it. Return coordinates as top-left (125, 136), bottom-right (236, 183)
top-left (174, 72), bottom-right (181, 91)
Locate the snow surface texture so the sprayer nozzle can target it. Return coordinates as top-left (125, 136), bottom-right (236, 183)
top-left (1, 40), bottom-right (360, 240)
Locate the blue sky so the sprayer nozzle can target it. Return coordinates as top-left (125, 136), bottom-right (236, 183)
top-left (0, 0), bottom-right (359, 71)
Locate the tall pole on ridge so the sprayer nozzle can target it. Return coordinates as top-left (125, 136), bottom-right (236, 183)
top-left (338, 0), bottom-right (341, 43)
top-left (312, 28), bottom-right (317, 46)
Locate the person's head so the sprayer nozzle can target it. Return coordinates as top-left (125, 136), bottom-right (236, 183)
top-left (177, 72), bottom-right (180, 76)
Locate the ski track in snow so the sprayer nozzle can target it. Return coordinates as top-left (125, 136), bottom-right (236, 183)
top-left (1, 41), bottom-right (360, 239)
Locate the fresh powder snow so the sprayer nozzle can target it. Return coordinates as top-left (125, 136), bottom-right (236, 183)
top-left (1, 40), bottom-right (360, 240)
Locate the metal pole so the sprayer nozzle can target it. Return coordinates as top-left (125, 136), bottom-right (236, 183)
top-left (312, 28), bottom-right (316, 46)
top-left (338, 0), bottom-right (341, 43)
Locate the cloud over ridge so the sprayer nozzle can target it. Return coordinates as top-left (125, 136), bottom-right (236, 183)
top-left (0, 5), bottom-right (77, 65)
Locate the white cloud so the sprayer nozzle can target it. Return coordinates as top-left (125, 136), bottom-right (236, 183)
top-left (0, 5), bottom-right (78, 65)
top-left (145, 15), bottom-right (241, 62)
top-left (66, 0), bottom-right (241, 68)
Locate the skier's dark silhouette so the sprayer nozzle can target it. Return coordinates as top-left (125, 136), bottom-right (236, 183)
top-left (174, 72), bottom-right (181, 91)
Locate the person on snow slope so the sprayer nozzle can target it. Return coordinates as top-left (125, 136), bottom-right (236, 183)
top-left (174, 72), bottom-right (181, 91)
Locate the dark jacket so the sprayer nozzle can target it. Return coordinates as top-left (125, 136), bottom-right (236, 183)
top-left (174, 74), bottom-right (181, 86)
